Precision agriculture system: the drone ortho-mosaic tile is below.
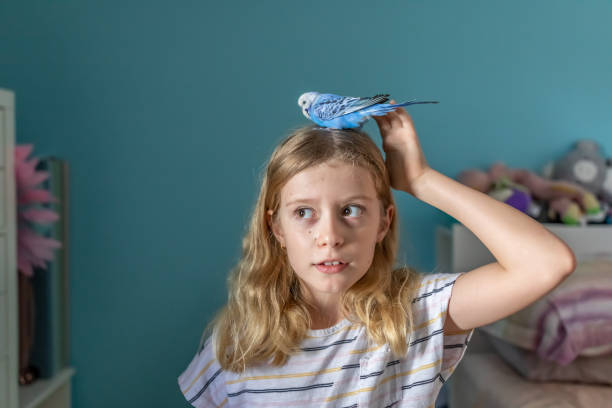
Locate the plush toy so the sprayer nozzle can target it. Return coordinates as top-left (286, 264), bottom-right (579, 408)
top-left (457, 168), bottom-right (535, 215)
top-left (458, 162), bottom-right (602, 225)
top-left (601, 158), bottom-right (612, 205)
top-left (550, 140), bottom-right (607, 198)
top-left (489, 176), bottom-right (538, 217)
top-left (542, 140), bottom-right (611, 223)
top-left (602, 159), bottom-right (612, 224)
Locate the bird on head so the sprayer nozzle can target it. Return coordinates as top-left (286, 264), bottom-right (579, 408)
top-left (297, 91), bottom-right (438, 129)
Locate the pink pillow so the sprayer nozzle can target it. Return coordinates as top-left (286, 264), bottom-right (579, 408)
top-left (480, 257), bottom-right (612, 365)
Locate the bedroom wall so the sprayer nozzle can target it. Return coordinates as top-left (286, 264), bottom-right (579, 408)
top-left (1, 1), bottom-right (611, 406)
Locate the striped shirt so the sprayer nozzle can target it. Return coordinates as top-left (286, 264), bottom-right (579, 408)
top-left (178, 272), bottom-right (473, 407)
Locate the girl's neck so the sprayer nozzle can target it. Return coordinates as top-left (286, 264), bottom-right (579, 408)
top-left (309, 309), bottom-right (345, 330)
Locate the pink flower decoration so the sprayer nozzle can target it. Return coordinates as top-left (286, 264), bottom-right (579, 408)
top-left (15, 144), bottom-right (62, 277)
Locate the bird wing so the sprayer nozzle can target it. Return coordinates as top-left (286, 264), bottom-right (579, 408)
top-left (313, 93), bottom-right (390, 120)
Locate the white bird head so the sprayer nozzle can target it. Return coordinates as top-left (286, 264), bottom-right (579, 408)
top-left (297, 92), bottom-right (318, 119)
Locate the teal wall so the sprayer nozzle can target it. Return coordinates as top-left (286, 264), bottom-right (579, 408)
top-left (2, 1), bottom-right (611, 406)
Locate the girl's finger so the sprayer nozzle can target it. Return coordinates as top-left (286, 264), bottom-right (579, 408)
top-left (374, 114), bottom-right (390, 131)
top-left (374, 115), bottom-right (390, 131)
top-left (387, 109), bottom-right (402, 128)
top-left (396, 107), bottom-right (412, 128)
top-left (387, 100), bottom-right (404, 127)
top-left (388, 100), bottom-right (413, 127)
top-left (386, 101), bottom-right (397, 119)
top-left (395, 105), bottom-right (411, 119)
top-left (405, 110), bottom-right (416, 128)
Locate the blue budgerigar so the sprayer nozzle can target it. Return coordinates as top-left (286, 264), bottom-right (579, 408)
top-left (297, 92), bottom-right (438, 129)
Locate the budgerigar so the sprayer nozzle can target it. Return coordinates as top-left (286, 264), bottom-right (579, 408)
top-left (297, 92), bottom-right (438, 129)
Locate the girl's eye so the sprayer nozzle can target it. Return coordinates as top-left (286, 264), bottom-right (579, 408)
top-left (296, 208), bottom-right (314, 219)
top-left (294, 205), bottom-right (364, 220)
top-left (343, 205), bottom-right (364, 217)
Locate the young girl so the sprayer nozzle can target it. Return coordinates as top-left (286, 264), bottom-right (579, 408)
top-left (178, 105), bottom-right (575, 407)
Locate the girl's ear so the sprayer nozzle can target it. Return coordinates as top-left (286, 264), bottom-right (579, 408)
top-left (377, 204), bottom-right (394, 243)
top-left (267, 209), bottom-right (285, 246)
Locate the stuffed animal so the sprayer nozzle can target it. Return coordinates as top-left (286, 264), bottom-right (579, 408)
top-left (602, 159), bottom-right (612, 224)
top-left (457, 168), bottom-right (535, 215)
top-left (458, 162), bottom-right (602, 225)
top-left (601, 158), bottom-right (612, 205)
top-left (551, 140), bottom-right (607, 197)
top-left (488, 176), bottom-right (537, 217)
top-left (545, 140), bottom-right (610, 223)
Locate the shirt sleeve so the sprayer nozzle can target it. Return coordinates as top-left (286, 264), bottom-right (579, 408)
top-left (177, 335), bottom-right (227, 407)
top-left (414, 272), bottom-right (474, 382)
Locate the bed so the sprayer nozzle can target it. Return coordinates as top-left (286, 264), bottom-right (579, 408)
top-left (449, 347), bottom-right (612, 407)
top-left (436, 223), bottom-right (612, 408)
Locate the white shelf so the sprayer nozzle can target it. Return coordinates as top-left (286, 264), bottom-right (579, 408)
top-left (1, 89), bottom-right (73, 408)
top-left (19, 368), bottom-right (75, 408)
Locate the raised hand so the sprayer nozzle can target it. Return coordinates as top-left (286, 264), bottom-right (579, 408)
top-left (373, 101), bottom-right (431, 196)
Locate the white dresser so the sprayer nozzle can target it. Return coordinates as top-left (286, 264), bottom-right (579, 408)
top-left (0, 88), bottom-right (74, 408)
top-left (436, 222), bottom-right (612, 407)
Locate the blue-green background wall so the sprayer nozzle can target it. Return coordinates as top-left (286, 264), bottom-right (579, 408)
top-left (2, 1), bottom-right (611, 406)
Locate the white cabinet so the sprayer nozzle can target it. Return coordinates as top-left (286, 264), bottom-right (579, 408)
top-left (436, 222), bottom-right (612, 274)
top-left (435, 222), bottom-right (612, 407)
top-left (0, 88), bottom-right (74, 408)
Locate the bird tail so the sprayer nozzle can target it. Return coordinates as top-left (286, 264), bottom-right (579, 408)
top-left (366, 100), bottom-right (439, 116)
top-left (395, 100), bottom-right (439, 107)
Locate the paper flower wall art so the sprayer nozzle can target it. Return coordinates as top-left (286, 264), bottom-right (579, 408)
top-left (15, 144), bottom-right (61, 277)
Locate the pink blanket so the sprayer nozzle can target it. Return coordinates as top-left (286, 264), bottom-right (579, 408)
top-left (481, 257), bottom-right (612, 365)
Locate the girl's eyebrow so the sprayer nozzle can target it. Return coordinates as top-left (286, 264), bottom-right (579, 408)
top-left (284, 195), bottom-right (374, 207)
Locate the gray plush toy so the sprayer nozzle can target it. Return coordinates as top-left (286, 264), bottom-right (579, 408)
top-left (548, 139), bottom-right (610, 223)
top-left (552, 140), bottom-right (607, 195)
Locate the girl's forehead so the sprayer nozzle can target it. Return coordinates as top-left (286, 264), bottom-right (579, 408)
top-left (280, 161), bottom-right (378, 203)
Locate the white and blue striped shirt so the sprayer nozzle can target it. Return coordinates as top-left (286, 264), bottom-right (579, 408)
top-left (178, 272), bottom-right (473, 407)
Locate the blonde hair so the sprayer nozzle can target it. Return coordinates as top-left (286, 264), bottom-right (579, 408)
top-left (200, 125), bottom-right (422, 373)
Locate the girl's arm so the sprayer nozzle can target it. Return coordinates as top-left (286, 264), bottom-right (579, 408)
top-left (413, 168), bottom-right (575, 332)
top-left (374, 105), bottom-right (576, 332)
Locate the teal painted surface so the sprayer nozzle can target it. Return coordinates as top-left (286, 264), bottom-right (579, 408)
top-left (1, 1), bottom-right (611, 406)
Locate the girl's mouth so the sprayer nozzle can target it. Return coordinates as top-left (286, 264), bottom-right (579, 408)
top-left (315, 262), bottom-right (348, 274)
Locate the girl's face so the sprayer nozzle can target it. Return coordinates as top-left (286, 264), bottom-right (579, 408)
top-left (268, 159), bottom-right (393, 309)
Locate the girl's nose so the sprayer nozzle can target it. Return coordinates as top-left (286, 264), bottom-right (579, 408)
top-left (315, 214), bottom-right (344, 248)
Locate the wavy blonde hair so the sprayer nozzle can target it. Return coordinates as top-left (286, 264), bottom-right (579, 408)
top-left (200, 125), bottom-right (422, 373)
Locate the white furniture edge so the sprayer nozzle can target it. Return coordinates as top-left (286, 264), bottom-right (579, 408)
top-left (0, 88), bottom-right (75, 408)
top-left (1, 87), bottom-right (19, 408)
top-left (20, 367), bottom-right (75, 408)
top-left (437, 222), bottom-right (612, 275)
